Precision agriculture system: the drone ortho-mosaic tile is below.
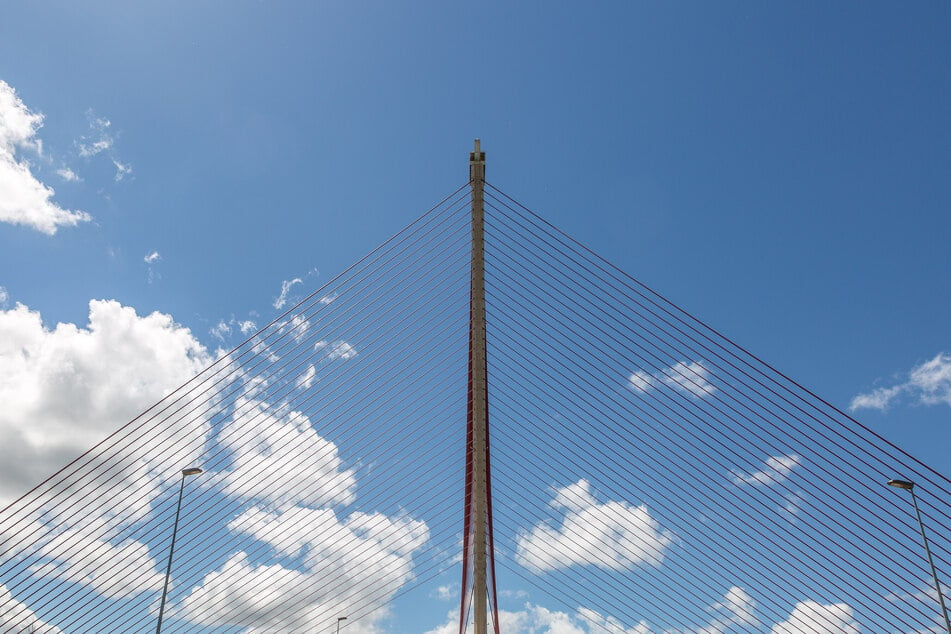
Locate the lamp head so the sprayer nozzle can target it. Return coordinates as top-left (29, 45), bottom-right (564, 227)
top-left (182, 467), bottom-right (203, 477)
top-left (887, 479), bottom-right (914, 491)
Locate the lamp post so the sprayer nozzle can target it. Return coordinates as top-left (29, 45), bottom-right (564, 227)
top-left (887, 479), bottom-right (951, 633)
top-left (337, 616), bottom-right (348, 633)
top-left (156, 467), bottom-right (203, 634)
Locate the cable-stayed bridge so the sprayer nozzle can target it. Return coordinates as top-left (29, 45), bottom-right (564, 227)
top-left (1, 142), bottom-right (949, 633)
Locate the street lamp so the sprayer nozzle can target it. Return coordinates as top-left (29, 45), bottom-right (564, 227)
top-left (155, 467), bottom-right (203, 634)
top-left (887, 479), bottom-right (951, 633)
top-left (337, 616), bottom-right (348, 633)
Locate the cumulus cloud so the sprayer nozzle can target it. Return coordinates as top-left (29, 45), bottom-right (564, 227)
top-left (273, 277), bottom-right (303, 309)
top-left (516, 479), bottom-right (673, 573)
top-left (0, 299), bottom-right (214, 505)
top-left (627, 361), bottom-right (715, 399)
top-left (707, 586), bottom-right (759, 630)
top-left (851, 353), bottom-right (951, 412)
top-left (0, 299), bottom-right (218, 612)
top-left (216, 397), bottom-right (357, 508)
top-left (0, 583), bottom-right (64, 633)
top-left (730, 454), bottom-right (801, 487)
top-left (29, 528), bottom-right (163, 598)
top-left (770, 600), bottom-right (859, 634)
top-left (0, 80), bottom-right (90, 234)
top-left (178, 506), bottom-right (429, 633)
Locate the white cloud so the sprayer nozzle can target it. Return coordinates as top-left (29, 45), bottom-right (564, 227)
top-left (296, 363), bottom-right (317, 389)
top-left (516, 479), bottom-right (674, 573)
top-left (886, 584), bottom-right (950, 633)
top-left (850, 385), bottom-right (903, 411)
top-left (628, 370), bottom-right (655, 392)
top-left (178, 506), bottom-right (429, 633)
top-left (144, 250), bottom-right (162, 283)
top-left (112, 159), bottom-right (132, 181)
top-left (210, 319), bottom-right (232, 341)
top-left (0, 299), bottom-right (219, 607)
top-left (709, 586), bottom-right (758, 629)
top-left (577, 607), bottom-right (652, 634)
top-left (216, 397), bottom-right (357, 508)
top-left (776, 490), bottom-right (805, 523)
top-left (0, 82), bottom-right (43, 152)
top-left (320, 293), bottom-right (338, 305)
top-left (910, 353), bottom-right (951, 406)
top-left (851, 352), bottom-right (951, 411)
top-left (56, 166), bottom-right (80, 182)
top-left (770, 600), bottom-right (859, 634)
top-left (30, 528), bottom-right (163, 598)
top-left (658, 586), bottom-right (758, 634)
top-left (0, 583), bottom-right (64, 633)
top-left (0, 299), bottom-right (214, 505)
top-left (77, 111), bottom-right (132, 182)
top-left (286, 312), bottom-right (310, 341)
top-left (315, 339), bottom-right (358, 361)
top-left (273, 277), bottom-right (303, 309)
top-left (329, 340), bottom-right (357, 360)
top-left (77, 115), bottom-right (113, 157)
top-left (0, 286), bottom-right (7, 306)
top-left (627, 361), bottom-right (715, 399)
top-left (885, 582), bottom-right (946, 607)
top-left (210, 317), bottom-right (258, 342)
top-left (427, 604), bottom-right (649, 634)
top-left (434, 584), bottom-right (457, 600)
top-left (730, 454), bottom-right (801, 487)
top-left (427, 593), bottom-right (855, 634)
top-left (0, 80), bottom-right (90, 234)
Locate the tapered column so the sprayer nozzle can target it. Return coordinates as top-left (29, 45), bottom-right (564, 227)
top-left (459, 140), bottom-right (498, 634)
top-left (469, 140), bottom-right (488, 634)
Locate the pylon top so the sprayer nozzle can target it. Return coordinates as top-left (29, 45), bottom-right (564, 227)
top-left (470, 139), bottom-right (485, 181)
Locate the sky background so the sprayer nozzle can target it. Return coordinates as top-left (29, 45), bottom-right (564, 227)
top-left (0, 2), bottom-right (949, 633)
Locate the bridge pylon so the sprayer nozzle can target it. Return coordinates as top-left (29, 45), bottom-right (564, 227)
top-left (459, 139), bottom-right (501, 634)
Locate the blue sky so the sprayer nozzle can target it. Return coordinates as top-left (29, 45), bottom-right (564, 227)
top-left (0, 2), bottom-right (949, 633)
